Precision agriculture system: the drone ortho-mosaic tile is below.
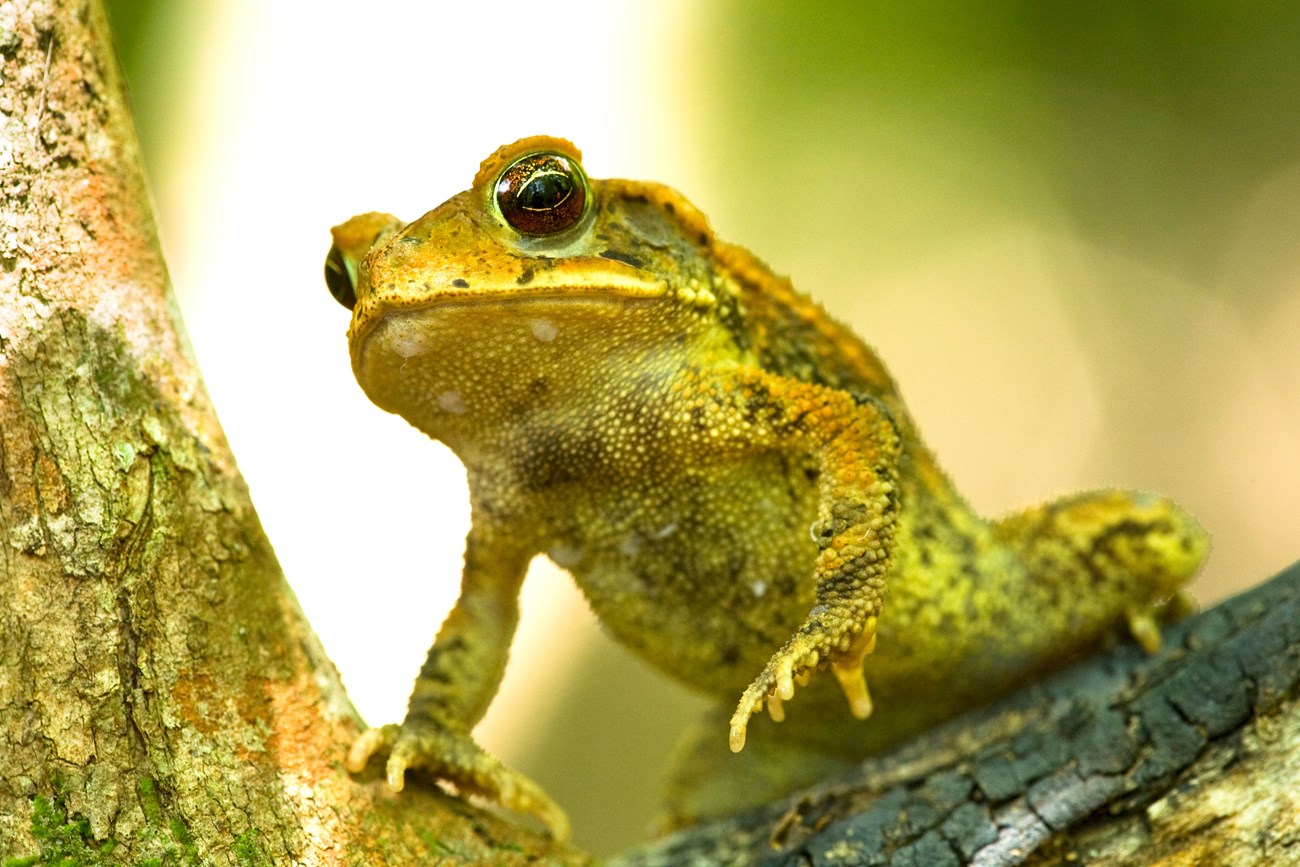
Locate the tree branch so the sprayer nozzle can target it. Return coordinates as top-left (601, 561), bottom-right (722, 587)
top-left (614, 560), bottom-right (1300, 866)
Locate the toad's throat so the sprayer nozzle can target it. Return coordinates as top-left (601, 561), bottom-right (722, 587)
top-left (352, 294), bottom-right (701, 444)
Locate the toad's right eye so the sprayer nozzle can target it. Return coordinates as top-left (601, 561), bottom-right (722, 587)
top-left (494, 151), bottom-right (589, 237)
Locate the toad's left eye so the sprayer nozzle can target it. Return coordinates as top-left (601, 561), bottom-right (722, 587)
top-left (324, 244), bottom-right (356, 310)
top-left (495, 151), bottom-right (588, 236)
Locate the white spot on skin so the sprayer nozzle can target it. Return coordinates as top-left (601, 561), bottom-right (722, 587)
top-left (529, 319), bottom-right (558, 342)
top-left (548, 542), bottom-right (585, 569)
top-left (651, 522), bottom-right (677, 539)
top-left (750, 580), bottom-right (768, 599)
top-left (386, 321), bottom-right (431, 359)
top-left (437, 391), bottom-right (467, 414)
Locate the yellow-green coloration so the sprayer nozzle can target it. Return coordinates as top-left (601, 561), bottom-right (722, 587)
top-left (2, 784), bottom-right (211, 867)
top-left (230, 834), bottom-right (272, 867)
top-left (4, 795), bottom-right (115, 867)
top-left (326, 136), bottom-right (1208, 839)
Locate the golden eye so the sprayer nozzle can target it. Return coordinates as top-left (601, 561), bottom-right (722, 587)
top-left (495, 151), bottom-right (588, 236)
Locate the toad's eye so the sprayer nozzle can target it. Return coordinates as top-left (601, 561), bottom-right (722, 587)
top-left (324, 244), bottom-right (356, 310)
top-left (495, 151), bottom-right (588, 236)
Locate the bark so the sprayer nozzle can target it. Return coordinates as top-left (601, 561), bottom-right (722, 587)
top-left (613, 560), bottom-right (1300, 867)
top-left (0, 2), bottom-right (588, 864)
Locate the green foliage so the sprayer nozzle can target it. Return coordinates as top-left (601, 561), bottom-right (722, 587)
top-left (704, 1), bottom-right (1300, 280)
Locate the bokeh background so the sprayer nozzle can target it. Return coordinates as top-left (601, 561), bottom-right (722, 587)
top-left (106, 1), bottom-right (1300, 855)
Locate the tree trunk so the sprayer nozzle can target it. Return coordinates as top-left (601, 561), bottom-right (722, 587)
top-left (0, 2), bottom-right (588, 863)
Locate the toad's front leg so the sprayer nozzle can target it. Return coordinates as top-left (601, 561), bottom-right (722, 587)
top-left (674, 369), bottom-right (902, 752)
top-left (345, 527), bottom-right (569, 841)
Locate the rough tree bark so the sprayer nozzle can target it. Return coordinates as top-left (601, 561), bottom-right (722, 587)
top-left (615, 563), bottom-right (1300, 867)
top-left (0, 2), bottom-right (588, 863)
top-left (2, 2), bottom-right (1296, 866)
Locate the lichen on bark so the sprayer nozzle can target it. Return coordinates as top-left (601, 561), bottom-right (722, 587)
top-left (0, 2), bottom-right (588, 864)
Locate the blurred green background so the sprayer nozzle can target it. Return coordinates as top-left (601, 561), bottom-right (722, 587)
top-left (106, 0), bottom-right (1300, 856)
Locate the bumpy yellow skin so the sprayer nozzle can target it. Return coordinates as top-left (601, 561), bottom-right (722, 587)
top-left (330, 137), bottom-right (1208, 840)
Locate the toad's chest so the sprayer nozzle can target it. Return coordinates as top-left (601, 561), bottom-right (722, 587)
top-left (541, 449), bottom-right (824, 691)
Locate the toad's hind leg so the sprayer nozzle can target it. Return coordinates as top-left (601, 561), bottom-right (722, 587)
top-left (992, 489), bottom-right (1209, 652)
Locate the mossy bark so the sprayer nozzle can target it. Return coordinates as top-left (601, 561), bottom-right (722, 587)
top-left (0, 2), bottom-right (589, 864)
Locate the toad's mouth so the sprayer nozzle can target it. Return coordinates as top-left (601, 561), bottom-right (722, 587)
top-left (350, 293), bottom-right (680, 409)
top-left (349, 291), bottom-right (666, 370)
top-left (347, 255), bottom-right (670, 347)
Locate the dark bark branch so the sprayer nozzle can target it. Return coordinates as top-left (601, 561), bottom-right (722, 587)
top-left (615, 561), bottom-right (1300, 867)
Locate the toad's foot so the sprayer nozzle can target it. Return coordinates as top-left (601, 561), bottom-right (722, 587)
top-left (347, 720), bottom-right (570, 841)
top-left (830, 621), bottom-right (878, 719)
top-left (1125, 590), bottom-right (1198, 654)
top-left (728, 617), bottom-right (878, 752)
